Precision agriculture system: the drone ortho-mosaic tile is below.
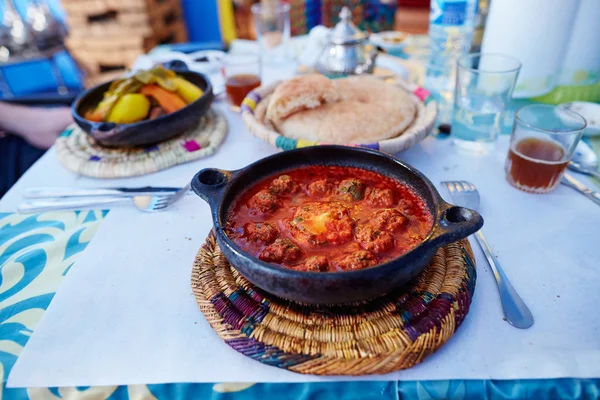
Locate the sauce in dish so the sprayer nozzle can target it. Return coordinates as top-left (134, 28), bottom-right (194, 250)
top-left (225, 166), bottom-right (434, 272)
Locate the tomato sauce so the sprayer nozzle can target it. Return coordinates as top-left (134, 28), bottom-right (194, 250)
top-left (225, 166), bottom-right (434, 272)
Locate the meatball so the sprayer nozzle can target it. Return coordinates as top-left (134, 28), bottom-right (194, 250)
top-left (244, 222), bottom-right (278, 243)
top-left (259, 238), bottom-right (303, 263)
top-left (334, 250), bottom-right (378, 271)
top-left (307, 179), bottom-right (333, 198)
top-left (370, 209), bottom-right (408, 232)
top-left (355, 225), bottom-right (394, 254)
top-left (338, 179), bottom-right (365, 201)
top-left (288, 202), bottom-right (354, 246)
top-left (294, 255), bottom-right (329, 272)
top-left (398, 199), bottom-right (414, 215)
top-left (248, 190), bottom-right (282, 213)
top-left (365, 188), bottom-right (396, 208)
top-left (269, 175), bottom-right (298, 196)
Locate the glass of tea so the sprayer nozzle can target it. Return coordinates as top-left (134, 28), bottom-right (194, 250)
top-left (505, 104), bottom-right (586, 193)
top-left (222, 55), bottom-right (262, 111)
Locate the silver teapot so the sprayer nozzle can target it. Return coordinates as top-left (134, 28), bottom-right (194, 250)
top-left (316, 7), bottom-right (377, 78)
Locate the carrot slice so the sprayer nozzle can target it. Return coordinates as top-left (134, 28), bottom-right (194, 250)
top-left (139, 84), bottom-right (187, 113)
top-left (84, 109), bottom-right (104, 122)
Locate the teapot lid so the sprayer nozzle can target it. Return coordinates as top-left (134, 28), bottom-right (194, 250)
top-left (330, 6), bottom-right (368, 45)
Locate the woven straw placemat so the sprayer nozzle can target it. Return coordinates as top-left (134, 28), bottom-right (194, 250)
top-left (55, 108), bottom-right (227, 178)
top-left (191, 231), bottom-right (476, 376)
top-left (241, 79), bottom-right (438, 154)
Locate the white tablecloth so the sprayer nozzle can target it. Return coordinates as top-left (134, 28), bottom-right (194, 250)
top-left (5, 97), bottom-right (600, 387)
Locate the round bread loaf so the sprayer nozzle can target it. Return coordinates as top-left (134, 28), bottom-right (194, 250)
top-left (277, 76), bottom-right (416, 144)
top-left (265, 74), bottom-right (340, 126)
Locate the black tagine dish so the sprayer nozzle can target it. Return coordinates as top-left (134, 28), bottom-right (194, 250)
top-left (72, 70), bottom-right (214, 148)
top-left (192, 145), bottom-right (483, 304)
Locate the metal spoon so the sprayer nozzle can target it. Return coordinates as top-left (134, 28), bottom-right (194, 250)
top-left (568, 141), bottom-right (600, 179)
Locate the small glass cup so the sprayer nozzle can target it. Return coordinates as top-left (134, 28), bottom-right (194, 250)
top-left (452, 53), bottom-right (522, 151)
top-left (251, 3), bottom-right (290, 63)
top-left (222, 54), bottom-right (262, 111)
top-left (505, 104), bottom-right (586, 193)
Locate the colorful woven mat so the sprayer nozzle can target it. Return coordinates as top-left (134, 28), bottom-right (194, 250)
top-left (55, 108), bottom-right (227, 179)
top-left (241, 79), bottom-right (437, 154)
top-left (191, 232), bottom-right (476, 376)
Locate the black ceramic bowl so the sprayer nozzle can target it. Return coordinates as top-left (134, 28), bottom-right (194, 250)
top-left (192, 146), bottom-right (483, 305)
top-left (72, 70), bottom-right (214, 148)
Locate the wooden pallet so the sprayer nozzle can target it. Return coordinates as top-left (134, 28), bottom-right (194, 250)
top-left (65, 0), bottom-right (184, 36)
top-left (61, 0), bottom-right (175, 16)
top-left (62, 0), bottom-right (187, 86)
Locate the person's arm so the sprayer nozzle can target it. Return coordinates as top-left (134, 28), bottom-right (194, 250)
top-left (0, 102), bottom-right (72, 149)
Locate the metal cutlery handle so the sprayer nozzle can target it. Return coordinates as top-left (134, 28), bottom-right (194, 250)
top-left (561, 175), bottom-right (600, 206)
top-left (18, 198), bottom-right (129, 213)
top-left (24, 188), bottom-right (130, 199)
top-left (588, 191), bottom-right (600, 205)
top-left (474, 230), bottom-right (534, 329)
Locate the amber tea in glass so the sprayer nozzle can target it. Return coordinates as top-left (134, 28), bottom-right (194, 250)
top-left (222, 55), bottom-right (261, 110)
top-left (225, 74), bottom-right (261, 108)
top-left (505, 105), bottom-right (586, 193)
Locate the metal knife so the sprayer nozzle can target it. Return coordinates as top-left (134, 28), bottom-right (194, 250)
top-left (561, 174), bottom-right (600, 206)
top-left (24, 186), bottom-right (188, 199)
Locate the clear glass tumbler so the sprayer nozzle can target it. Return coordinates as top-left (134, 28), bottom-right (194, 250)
top-left (505, 104), bottom-right (586, 193)
top-left (222, 54), bottom-right (262, 111)
top-left (251, 3), bottom-right (290, 63)
top-left (452, 53), bottom-right (521, 151)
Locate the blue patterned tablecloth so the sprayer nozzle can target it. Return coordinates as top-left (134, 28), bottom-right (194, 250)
top-left (1, 211), bottom-right (600, 399)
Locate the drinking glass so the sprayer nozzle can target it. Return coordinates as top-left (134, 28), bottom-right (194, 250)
top-left (505, 104), bottom-right (586, 193)
top-left (222, 54), bottom-right (262, 111)
top-left (425, 58), bottom-right (457, 126)
top-left (452, 53), bottom-right (521, 151)
top-left (251, 2), bottom-right (290, 63)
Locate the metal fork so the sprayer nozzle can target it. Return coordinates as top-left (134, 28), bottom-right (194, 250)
top-left (18, 183), bottom-right (191, 214)
top-left (442, 180), bottom-right (534, 329)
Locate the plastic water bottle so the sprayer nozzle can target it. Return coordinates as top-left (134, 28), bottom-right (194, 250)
top-left (426, 0), bottom-right (478, 124)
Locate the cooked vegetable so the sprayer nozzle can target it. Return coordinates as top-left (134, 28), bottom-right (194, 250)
top-left (107, 77), bottom-right (143, 97)
top-left (84, 67), bottom-right (198, 124)
top-left (85, 78), bottom-right (143, 122)
top-left (148, 106), bottom-right (166, 120)
top-left (140, 84), bottom-right (187, 113)
top-left (133, 70), bottom-right (155, 85)
top-left (173, 77), bottom-right (203, 103)
top-left (107, 94), bottom-right (151, 124)
top-left (84, 108), bottom-right (104, 122)
top-left (134, 67), bottom-right (178, 91)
